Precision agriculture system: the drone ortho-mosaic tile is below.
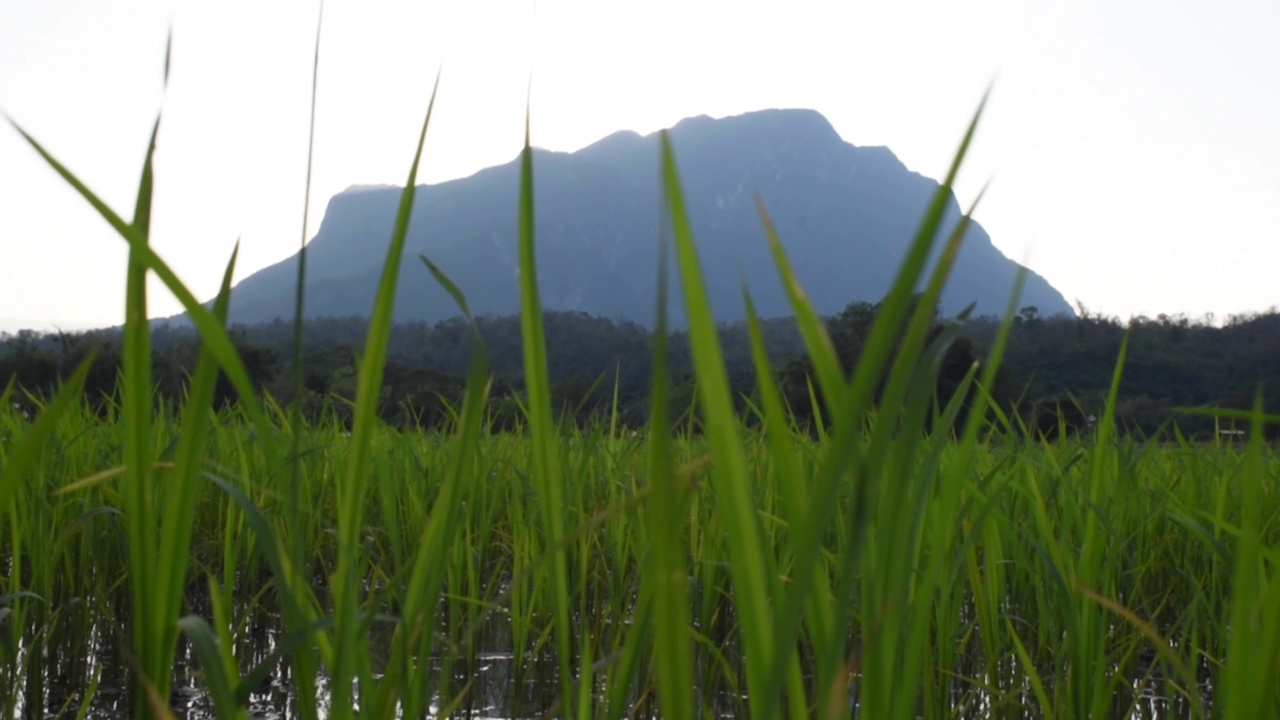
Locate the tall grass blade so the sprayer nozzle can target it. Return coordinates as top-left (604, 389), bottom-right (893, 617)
top-left (516, 100), bottom-right (577, 717)
top-left (1071, 324), bottom-right (1129, 716)
top-left (150, 246), bottom-right (238, 712)
top-left (644, 210), bottom-right (694, 720)
top-left (1221, 392), bottom-right (1280, 719)
top-left (660, 131), bottom-right (777, 718)
top-left (755, 198), bottom-right (845, 409)
top-left (4, 120), bottom-right (277, 454)
top-left (763, 94), bottom-right (989, 711)
top-left (330, 70), bottom-right (442, 717)
top-left (284, 11), bottom-right (325, 716)
top-left (291, 1), bottom-right (324, 416)
top-left (376, 257), bottom-right (490, 718)
top-left (742, 285), bottom-right (823, 718)
top-left (121, 113), bottom-right (160, 717)
top-left (9, 85), bottom-right (295, 716)
top-left (847, 209), bottom-right (974, 717)
top-left (177, 616), bottom-right (244, 720)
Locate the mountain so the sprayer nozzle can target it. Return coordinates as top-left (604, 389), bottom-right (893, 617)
top-left (208, 108), bottom-right (1073, 328)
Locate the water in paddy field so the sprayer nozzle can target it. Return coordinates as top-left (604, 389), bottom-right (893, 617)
top-left (9, 608), bottom-right (569, 719)
top-left (7, 612), bottom-right (1216, 719)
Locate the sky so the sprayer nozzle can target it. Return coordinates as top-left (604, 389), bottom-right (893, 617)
top-left (1, 0), bottom-right (1277, 333)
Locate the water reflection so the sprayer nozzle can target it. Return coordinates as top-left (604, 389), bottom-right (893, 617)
top-left (14, 614), bottom-right (1215, 720)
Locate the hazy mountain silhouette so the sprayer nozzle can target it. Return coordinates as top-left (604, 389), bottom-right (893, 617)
top-left (206, 108), bottom-right (1072, 327)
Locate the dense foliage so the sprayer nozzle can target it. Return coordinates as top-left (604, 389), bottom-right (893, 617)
top-left (4, 302), bottom-right (1278, 438)
top-left (5, 400), bottom-right (1279, 718)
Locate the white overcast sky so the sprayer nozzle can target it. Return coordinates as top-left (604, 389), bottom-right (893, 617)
top-left (2, 0), bottom-right (1277, 331)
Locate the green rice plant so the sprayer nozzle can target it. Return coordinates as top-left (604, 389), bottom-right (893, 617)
top-left (0, 355), bottom-right (98, 717)
top-left (370, 256), bottom-right (492, 718)
top-left (325, 70), bottom-right (441, 719)
top-left (146, 247), bottom-right (243, 717)
top-left (4, 47), bottom-right (302, 715)
top-left (922, 250), bottom-right (1025, 718)
top-left (177, 580), bottom-right (242, 720)
top-left (741, 287), bottom-right (824, 720)
top-left (841, 202), bottom-right (977, 719)
top-left (516, 106), bottom-right (578, 718)
top-left (283, 8), bottom-right (325, 716)
top-left (1219, 394), bottom-right (1280, 719)
top-left (643, 203), bottom-right (694, 720)
top-left (1065, 325), bottom-right (1133, 719)
top-left (748, 95), bottom-right (990, 718)
top-left (2, 344), bottom-right (1278, 718)
top-left (661, 131), bottom-right (782, 719)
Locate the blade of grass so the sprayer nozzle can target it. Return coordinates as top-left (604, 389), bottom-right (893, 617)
top-left (755, 197), bottom-right (846, 409)
top-left (150, 246), bottom-right (239, 710)
top-left (207, 575), bottom-right (246, 716)
top-left (4, 120), bottom-right (277, 462)
top-left (602, 587), bottom-right (653, 720)
top-left (761, 91), bottom-right (989, 710)
top-left (516, 99), bottom-right (577, 717)
top-left (644, 210), bottom-right (694, 720)
top-left (867, 311), bottom-right (978, 715)
top-left (121, 110), bottom-right (160, 717)
top-left (742, 285), bottom-right (822, 719)
top-left (918, 242), bottom-right (1023, 715)
top-left (330, 70), bottom-right (442, 718)
top-left (284, 11), bottom-right (325, 716)
top-left (1072, 323), bottom-right (1130, 716)
top-left (1220, 391), bottom-right (1280, 719)
top-left (177, 616), bottom-right (245, 720)
top-left (7, 75), bottom-right (308, 709)
top-left (1073, 580), bottom-right (1206, 717)
top-left (848, 207), bottom-right (975, 716)
top-left (290, 0), bottom-right (323, 416)
top-left (660, 130), bottom-right (777, 718)
top-left (1008, 619), bottom-right (1053, 715)
top-left (374, 256), bottom-right (490, 719)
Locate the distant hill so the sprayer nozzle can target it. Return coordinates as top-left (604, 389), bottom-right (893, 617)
top-left (200, 108), bottom-right (1073, 327)
top-left (0, 317), bottom-right (99, 335)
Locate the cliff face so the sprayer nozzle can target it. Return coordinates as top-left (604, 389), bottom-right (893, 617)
top-left (214, 108), bottom-right (1073, 327)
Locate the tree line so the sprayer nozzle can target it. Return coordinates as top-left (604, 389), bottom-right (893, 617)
top-left (3, 301), bottom-right (1278, 438)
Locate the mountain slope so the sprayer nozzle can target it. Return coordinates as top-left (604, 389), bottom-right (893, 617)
top-left (213, 108), bottom-right (1073, 327)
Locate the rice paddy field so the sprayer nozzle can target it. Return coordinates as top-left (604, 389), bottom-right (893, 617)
top-left (3, 397), bottom-right (1280, 719)
top-left (3, 49), bottom-right (1279, 720)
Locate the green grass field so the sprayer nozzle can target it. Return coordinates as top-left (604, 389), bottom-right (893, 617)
top-left (3, 398), bottom-right (1279, 718)
top-left (3, 40), bottom-right (1279, 720)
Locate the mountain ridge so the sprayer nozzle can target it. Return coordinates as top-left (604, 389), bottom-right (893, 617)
top-left (182, 108), bottom-right (1073, 328)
